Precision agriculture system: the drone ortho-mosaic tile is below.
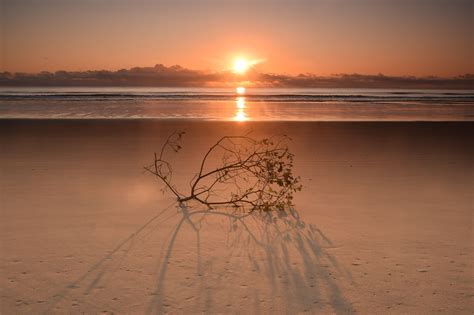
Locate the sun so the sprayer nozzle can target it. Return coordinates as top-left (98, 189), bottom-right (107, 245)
top-left (233, 58), bottom-right (250, 74)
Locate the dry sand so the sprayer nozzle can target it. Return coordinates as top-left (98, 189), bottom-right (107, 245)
top-left (1, 120), bottom-right (473, 314)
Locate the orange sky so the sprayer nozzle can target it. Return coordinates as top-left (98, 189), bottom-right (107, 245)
top-left (1, 0), bottom-right (472, 76)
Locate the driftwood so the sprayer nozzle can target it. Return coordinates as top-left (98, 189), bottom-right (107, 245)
top-left (145, 131), bottom-right (302, 212)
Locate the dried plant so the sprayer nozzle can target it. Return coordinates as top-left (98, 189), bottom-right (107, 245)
top-left (145, 131), bottom-right (302, 212)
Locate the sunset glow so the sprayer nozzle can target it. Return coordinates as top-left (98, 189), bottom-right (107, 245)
top-left (1, 1), bottom-right (471, 76)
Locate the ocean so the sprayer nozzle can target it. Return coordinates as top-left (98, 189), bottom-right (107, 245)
top-left (0, 87), bottom-right (473, 121)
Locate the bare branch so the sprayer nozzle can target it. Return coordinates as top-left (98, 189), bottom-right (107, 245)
top-left (146, 132), bottom-right (302, 212)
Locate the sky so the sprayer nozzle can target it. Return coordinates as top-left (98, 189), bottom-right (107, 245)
top-left (1, 0), bottom-right (472, 76)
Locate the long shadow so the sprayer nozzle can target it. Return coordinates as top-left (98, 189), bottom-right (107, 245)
top-left (41, 200), bottom-right (352, 314)
top-left (147, 204), bottom-right (354, 314)
top-left (41, 200), bottom-right (178, 314)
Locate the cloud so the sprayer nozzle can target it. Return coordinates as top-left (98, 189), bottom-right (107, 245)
top-left (0, 64), bottom-right (472, 89)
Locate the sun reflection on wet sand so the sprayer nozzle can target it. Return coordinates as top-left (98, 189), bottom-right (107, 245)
top-left (234, 109), bottom-right (247, 121)
top-left (233, 96), bottom-right (248, 121)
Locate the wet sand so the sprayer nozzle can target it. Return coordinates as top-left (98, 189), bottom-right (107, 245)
top-left (1, 119), bottom-right (472, 314)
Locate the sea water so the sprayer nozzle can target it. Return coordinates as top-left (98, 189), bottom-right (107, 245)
top-left (0, 87), bottom-right (473, 121)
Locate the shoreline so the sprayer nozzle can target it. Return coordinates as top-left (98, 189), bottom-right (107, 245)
top-left (2, 117), bottom-right (474, 123)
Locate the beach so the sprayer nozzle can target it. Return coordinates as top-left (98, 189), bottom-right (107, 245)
top-left (1, 119), bottom-right (472, 314)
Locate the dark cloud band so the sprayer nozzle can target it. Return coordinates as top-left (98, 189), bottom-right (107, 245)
top-left (1, 64), bottom-right (472, 89)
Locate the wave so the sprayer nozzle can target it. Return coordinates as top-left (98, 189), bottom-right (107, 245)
top-left (1, 92), bottom-right (473, 103)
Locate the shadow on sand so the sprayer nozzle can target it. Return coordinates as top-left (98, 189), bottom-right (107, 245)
top-left (42, 202), bottom-right (353, 314)
top-left (147, 203), bottom-right (354, 314)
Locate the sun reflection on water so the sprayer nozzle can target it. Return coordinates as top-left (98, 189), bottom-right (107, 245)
top-left (236, 97), bottom-right (246, 109)
top-left (236, 86), bottom-right (246, 95)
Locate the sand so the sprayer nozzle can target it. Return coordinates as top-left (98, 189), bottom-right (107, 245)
top-left (1, 120), bottom-right (473, 314)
